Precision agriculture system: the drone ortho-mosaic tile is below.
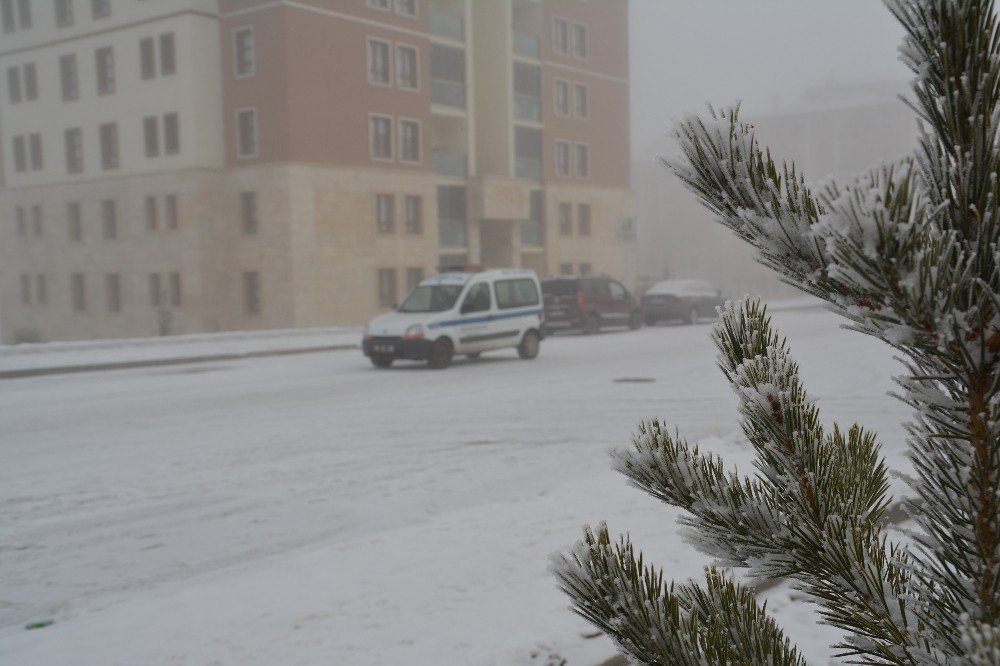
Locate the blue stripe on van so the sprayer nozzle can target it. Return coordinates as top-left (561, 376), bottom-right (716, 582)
top-left (428, 308), bottom-right (543, 329)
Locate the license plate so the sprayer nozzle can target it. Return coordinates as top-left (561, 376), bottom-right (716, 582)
top-left (373, 344), bottom-right (395, 354)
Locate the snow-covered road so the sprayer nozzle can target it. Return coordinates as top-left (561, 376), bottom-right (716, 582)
top-left (0, 308), bottom-right (911, 665)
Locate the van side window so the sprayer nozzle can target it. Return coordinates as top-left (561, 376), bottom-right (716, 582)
top-left (461, 282), bottom-right (491, 313)
top-left (609, 281), bottom-right (627, 300)
top-left (494, 278), bottom-right (540, 309)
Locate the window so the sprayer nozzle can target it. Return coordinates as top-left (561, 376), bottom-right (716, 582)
top-left (106, 273), bottom-right (121, 313)
top-left (23, 62), bottom-right (36, 100)
top-left (16, 206), bottom-right (26, 236)
top-left (159, 33), bottom-right (175, 75)
top-left (396, 44), bottom-right (418, 90)
top-left (437, 185), bottom-right (467, 246)
top-left (55, 0), bottom-right (73, 27)
top-left (145, 195), bottom-right (157, 230)
top-left (494, 278), bottom-right (540, 309)
top-left (367, 38), bottom-right (390, 85)
top-left (573, 23), bottom-right (588, 59)
top-left (554, 140), bottom-right (570, 177)
top-left (60, 54), bottom-right (78, 100)
top-left (558, 202), bottom-right (572, 235)
top-left (395, 0), bottom-right (416, 17)
top-left (406, 267), bottom-right (424, 291)
top-left (13, 135), bottom-right (26, 172)
top-left (233, 27), bottom-right (255, 78)
top-left (369, 114), bottom-right (392, 160)
top-left (1, 0), bottom-right (12, 32)
top-left (578, 203), bottom-right (591, 235)
top-left (609, 281), bottom-right (627, 302)
top-left (572, 83), bottom-right (588, 119)
top-left (36, 275), bottom-right (47, 304)
top-left (28, 133), bottom-right (42, 170)
top-left (163, 112), bottom-right (179, 154)
top-left (579, 262), bottom-right (592, 275)
top-left (404, 195), bottom-right (422, 233)
top-left (68, 201), bottom-right (82, 240)
top-left (64, 127), bottom-right (82, 173)
top-left (574, 143), bottom-right (589, 178)
top-left (100, 122), bottom-right (118, 170)
top-left (375, 194), bottom-right (394, 233)
top-left (143, 116), bottom-right (158, 156)
top-left (165, 194), bottom-right (177, 229)
top-left (149, 273), bottom-right (161, 307)
top-left (236, 108), bottom-right (257, 158)
top-left (21, 273), bottom-right (31, 305)
top-left (553, 17), bottom-right (568, 55)
top-left (461, 282), bottom-right (490, 313)
top-left (244, 271), bottom-right (260, 314)
top-left (96, 46), bottom-right (114, 94)
top-left (140, 37), bottom-right (155, 79)
top-left (91, 0), bottom-right (109, 19)
top-left (241, 191), bottom-right (257, 234)
top-left (7, 66), bottom-right (20, 103)
top-left (366, 0), bottom-right (389, 10)
top-left (377, 268), bottom-right (397, 308)
top-left (554, 79), bottom-right (569, 116)
top-left (16, 0), bottom-right (29, 28)
top-left (169, 272), bottom-right (181, 306)
top-left (31, 204), bottom-right (42, 235)
top-left (398, 118), bottom-right (420, 163)
top-left (101, 199), bottom-right (116, 239)
top-left (71, 273), bottom-right (86, 311)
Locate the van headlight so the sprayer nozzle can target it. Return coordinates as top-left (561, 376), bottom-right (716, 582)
top-left (403, 324), bottom-right (425, 340)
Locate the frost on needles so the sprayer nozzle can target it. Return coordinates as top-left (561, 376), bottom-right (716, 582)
top-left (551, 0), bottom-right (1000, 663)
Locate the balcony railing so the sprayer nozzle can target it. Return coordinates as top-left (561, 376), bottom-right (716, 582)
top-left (513, 94), bottom-right (541, 121)
top-left (520, 220), bottom-right (544, 246)
top-left (515, 156), bottom-right (542, 181)
top-left (433, 152), bottom-right (468, 179)
top-left (430, 9), bottom-right (464, 41)
top-left (431, 78), bottom-right (466, 109)
top-left (512, 32), bottom-right (541, 59)
top-left (439, 219), bottom-right (468, 247)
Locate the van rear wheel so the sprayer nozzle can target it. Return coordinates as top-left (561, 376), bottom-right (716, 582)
top-left (518, 330), bottom-right (540, 360)
top-left (427, 339), bottom-right (453, 369)
top-left (584, 314), bottom-right (600, 335)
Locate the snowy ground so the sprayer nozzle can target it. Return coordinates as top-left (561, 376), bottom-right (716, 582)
top-left (0, 306), bottom-right (912, 665)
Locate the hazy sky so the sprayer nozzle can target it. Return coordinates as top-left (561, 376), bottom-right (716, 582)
top-left (629, 0), bottom-right (912, 156)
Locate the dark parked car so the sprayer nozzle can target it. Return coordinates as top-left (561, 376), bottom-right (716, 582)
top-left (541, 275), bottom-right (643, 334)
top-left (641, 279), bottom-right (726, 325)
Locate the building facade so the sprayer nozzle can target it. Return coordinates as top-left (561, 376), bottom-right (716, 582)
top-left (0, 0), bottom-right (634, 342)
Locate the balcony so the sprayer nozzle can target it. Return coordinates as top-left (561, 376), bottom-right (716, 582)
top-left (429, 9), bottom-right (464, 41)
top-left (513, 94), bottom-right (541, 122)
top-left (513, 32), bottom-right (541, 59)
top-left (431, 78), bottom-right (466, 109)
top-left (515, 156), bottom-right (542, 181)
top-left (520, 219), bottom-right (543, 246)
top-left (433, 152), bottom-right (468, 179)
top-left (438, 219), bottom-right (468, 247)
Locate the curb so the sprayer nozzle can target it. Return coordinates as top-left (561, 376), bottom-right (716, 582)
top-left (0, 343), bottom-right (359, 380)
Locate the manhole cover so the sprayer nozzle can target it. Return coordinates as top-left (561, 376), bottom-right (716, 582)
top-left (613, 377), bottom-right (656, 383)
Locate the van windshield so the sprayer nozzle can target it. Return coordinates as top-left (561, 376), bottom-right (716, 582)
top-left (398, 284), bottom-right (464, 312)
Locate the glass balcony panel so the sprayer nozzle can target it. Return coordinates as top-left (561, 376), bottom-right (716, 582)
top-left (520, 219), bottom-right (543, 246)
top-left (515, 156), bottom-right (542, 181)
top-left (438, 219), bottom-right (468, 246)
top-left (431, 79), bottom-right (466, 108)
top-left (512, 32), bottom-right (541, 59)
top-left (429, 10), bottom-right (464, 40)
top-left (433, 152), bottom-right (468, 178)
top-left (513, 94), bottom-right (541, 121)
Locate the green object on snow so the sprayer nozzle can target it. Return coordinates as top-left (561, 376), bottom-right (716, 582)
top-left (25, 620), bottom-right (54, 630)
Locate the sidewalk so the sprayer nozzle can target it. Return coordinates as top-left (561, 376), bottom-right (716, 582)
top-left (0, 327), bottom-right (361, 379)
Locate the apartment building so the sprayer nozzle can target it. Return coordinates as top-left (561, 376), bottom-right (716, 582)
top-left (0, 0), bottom-right (634, 342)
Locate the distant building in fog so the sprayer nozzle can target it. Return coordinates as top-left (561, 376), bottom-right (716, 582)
top-left (0, 0), bottom-right (634, 342)
top-left (634, 80), bottom-right (917, 300)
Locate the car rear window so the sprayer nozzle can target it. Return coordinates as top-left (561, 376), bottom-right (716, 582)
top-left (495, 279), bottom-right (540, 309)
top-left (541, 279), bottom-right (576, 297)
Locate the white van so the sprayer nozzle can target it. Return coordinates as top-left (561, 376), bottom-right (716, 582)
top-left (362, 268), bottom-right (544, 369)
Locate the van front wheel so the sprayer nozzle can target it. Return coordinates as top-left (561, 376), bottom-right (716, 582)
top-left (370, 355), bottom-right (393, 368)
top-left (518, 330), bottom-right (540, 360)
top-left (427, 339), bottom-right (453, 369)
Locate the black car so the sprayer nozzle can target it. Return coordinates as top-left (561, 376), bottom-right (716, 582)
top-left (542, 275), bottom-right (643, 334)
top-left (641, 279), bottom-right (725, 325)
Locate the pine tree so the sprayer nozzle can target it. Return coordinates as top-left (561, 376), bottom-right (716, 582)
top-left (551, 1), bottom-right (1000, 663)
